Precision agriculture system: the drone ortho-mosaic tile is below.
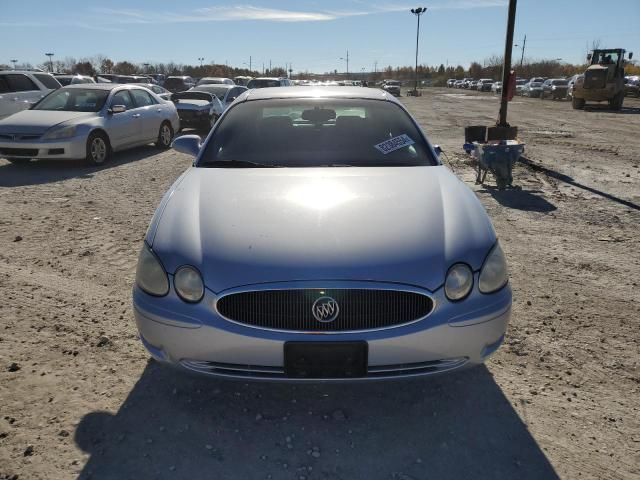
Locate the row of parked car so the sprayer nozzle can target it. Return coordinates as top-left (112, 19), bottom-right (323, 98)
top-left (447, 74), bottom-right (639, 101)
top-left (0, 71), bottom-right (260, 165)
top-left (447, 76), bottom-right (577, 101)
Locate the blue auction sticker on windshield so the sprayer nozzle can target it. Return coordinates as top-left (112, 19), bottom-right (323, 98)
top-left (374, 134), bottom-right (415, 154)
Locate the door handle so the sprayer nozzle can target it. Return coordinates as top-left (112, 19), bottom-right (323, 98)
top-left (156, 108), bottom-right (162, 112)
top-left (132, 114), bottom-right (141, 118)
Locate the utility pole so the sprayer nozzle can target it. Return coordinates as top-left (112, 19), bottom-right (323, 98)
top-left (340, 50), bottom-right (349, 76)
top-left (45, 52), bottom-right (54, 73)
top-left (198, 57), bottom-right (204, 67)
top-left (515, 34), bottom-right (526, 67)
top-left (410, 7), bottom-right (427, 94)
top-left (249, 55), bottom-right (252, 72)
top-left (269, 59), bottom-right (271, 74)
top-left (498, 0), bottom-right (517, 127)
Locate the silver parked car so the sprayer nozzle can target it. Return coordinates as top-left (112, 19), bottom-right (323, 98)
top-left (133, 86), bottom-right (511, 381)
top-left (189, 84), bottom-right (248, 111)
top-left (0, 84), bottom-right (180, 165)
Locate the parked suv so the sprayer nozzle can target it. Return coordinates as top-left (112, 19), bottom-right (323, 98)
top-left (540, 79), bottom-right (569, 100)
top-left (0, 71), bottom-right (61, 120)
top-left (380, 80), bottom-right (401, 96)
top-left (164, 76), bottom-right (196, 93)
top-left (477, 79), bottom-right (494, 92)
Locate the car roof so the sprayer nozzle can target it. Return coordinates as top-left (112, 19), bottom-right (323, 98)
top-left (0, 70), bottom-right (55, 75)
top-left (241, 86), bottom-right (394, 102)
top-left (194, 84), bottom-right (235, 90)
top-left (63, 83), bottom-right (150, 91)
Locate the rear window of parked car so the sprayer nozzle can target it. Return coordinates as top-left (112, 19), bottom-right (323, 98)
top-left (199, 98), bottom-right (436, 168)
top-left (164, 78), bottom-right (186, 89)
top-left (34, 74), bottom-right (62, 89)
top-left (247, 79), bottom-right (281, 89)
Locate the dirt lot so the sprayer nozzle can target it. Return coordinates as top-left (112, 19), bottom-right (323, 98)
top-left (1, 88), bottom-right (639, 480)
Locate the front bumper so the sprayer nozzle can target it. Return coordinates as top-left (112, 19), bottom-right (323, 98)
top-left (0, 135), bottom-right (87, 160)
top-left (132, 280), bottom-right (511, 381)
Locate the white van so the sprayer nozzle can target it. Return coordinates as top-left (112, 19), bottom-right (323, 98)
top-left (0, 71), bottom-right (61, 120)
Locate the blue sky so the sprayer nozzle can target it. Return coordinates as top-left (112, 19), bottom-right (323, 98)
top-left (2, 0), bottom-right (639, 73)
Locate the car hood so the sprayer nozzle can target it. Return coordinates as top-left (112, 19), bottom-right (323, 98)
top-left (150, 166), bottom-right (496, 292)
top-left (0, 110), bottom-right (95, 134)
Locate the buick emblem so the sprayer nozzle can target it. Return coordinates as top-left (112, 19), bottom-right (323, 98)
top-left (312, 296), bottom-right (339, 323)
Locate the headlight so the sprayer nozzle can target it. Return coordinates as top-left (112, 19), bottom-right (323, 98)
top-left (479, 243), bottom-right (508, 294)
top-left (174, 266), bottom-right (204, 303)
top-left (445, 263), bottom-right (473, 301)
top-left (43, 125), bottom-right (78, 140)
top-left (552, 86), bottom-right (557, 90)
top-left (135, 244), bottom-right (169, 296)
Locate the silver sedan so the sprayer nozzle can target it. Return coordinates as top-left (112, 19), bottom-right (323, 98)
top-left (133, 87), bottom-right (511, 381)
top-left (0, 84), bottom-right (180, 165)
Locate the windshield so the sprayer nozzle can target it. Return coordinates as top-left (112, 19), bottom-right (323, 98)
top-left (33, 88), bottom-right (109, 112)
top-left (385, 81), bottom-right (400, 86)
top-left (247, 79), bottom-right (280, 88)
top-left (198, 98), bottom-right (436, 168)
top-left (530, 82), bottom-right (542, 87)
top-left (552, 80), bottom-right (568, 86)
top-left (56, 77), bottom-right (72, 86)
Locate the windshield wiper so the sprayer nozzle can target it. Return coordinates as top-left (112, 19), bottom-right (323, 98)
top-left (200, 160), bottom-right (281, 168)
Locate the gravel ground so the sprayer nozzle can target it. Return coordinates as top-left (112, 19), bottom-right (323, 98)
top-left (0, 88), bottom-right (639, 480)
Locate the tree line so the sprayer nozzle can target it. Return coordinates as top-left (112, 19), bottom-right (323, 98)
top-left (2, 54), bottom-right (638, 83)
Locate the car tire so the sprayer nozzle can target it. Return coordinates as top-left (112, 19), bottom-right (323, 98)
top-left (572, 96), bottom-right (585, 110)
top-left (155, 121), bottom-right (174, 149)
top-left (85, 131), bottom-right (111, 166)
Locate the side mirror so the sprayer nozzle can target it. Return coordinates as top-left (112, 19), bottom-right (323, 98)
top-left (629, 52), bottom-right (634, 60)
top-left (434, 145), bottom-right (443, 156)
top-left (109, 105), bottom-right (126, 114)
top-left (171, 135), bottom-right (201, 157)
top-left (587, 53), bottom-right (592, 61)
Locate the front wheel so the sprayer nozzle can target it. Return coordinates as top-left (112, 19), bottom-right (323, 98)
top-left (155, 121), bottom-right (174, 149)
top-left (85, 132), bottom-right (110, 166)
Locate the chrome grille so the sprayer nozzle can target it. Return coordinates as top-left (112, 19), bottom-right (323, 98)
top-left (216, 289), bottom-right (434, 332)
top-left (0, 134), bottom-right (42, 141)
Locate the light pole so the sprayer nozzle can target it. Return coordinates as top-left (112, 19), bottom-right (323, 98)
top-left (143, 63), bottom-right (150, 74)
top-left (45, 52), bottom-right (54, 73)
top-left (514, 34), bottom-right (526, 67)
top-left (340, 50), bottom-right (349, 76)
top-left (198, 57), bottom-right (204, 67)
top-left (410, 7), bottom-right (427, 94)
top-left (10, 59), bottom-right (18, 70)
